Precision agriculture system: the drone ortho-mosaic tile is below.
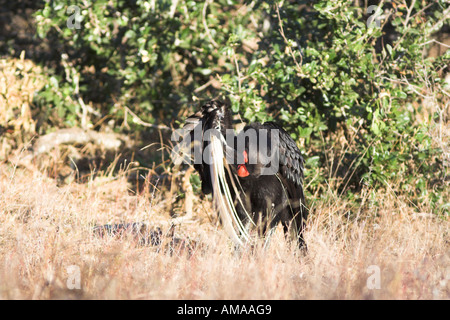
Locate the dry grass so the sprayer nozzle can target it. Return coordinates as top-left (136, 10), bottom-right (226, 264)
top-left (0, 54), bottom-right (44, 162)
top-left (0, 162), bottom-right (448, 300)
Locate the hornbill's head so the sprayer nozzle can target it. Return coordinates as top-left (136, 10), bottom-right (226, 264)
top-left (201, 100), bottom-right (232, 136)
top-left (234, 122), bottom-right (280, 179)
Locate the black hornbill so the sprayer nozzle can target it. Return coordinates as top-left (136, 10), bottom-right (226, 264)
top-left (182, 100), bottom-right (308, 248)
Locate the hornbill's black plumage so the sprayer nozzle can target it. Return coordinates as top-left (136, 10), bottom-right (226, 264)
top-left (182, 100), bottom-right (308, 248)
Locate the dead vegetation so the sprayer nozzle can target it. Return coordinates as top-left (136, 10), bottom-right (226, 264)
top-left (0, 161), bottom-right (448, 299)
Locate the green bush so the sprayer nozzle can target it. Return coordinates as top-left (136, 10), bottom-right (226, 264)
top-left (34, 0), bottom-right (449, 211)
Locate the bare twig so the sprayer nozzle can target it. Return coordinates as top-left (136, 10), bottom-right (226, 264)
top-left (275, 3), bottom-right (303, 72)
top-left (124, 106), bottom-right (171, 131)
top-left (203, 0), bottom-right (219, 48)
top-left (234, 54), bottom-right (242, 94)
top-left (392, 0), bottom-right (417, 52)
top-left (194, 79), bottom-right (214, 93)
top-left (419, 39), bottom-right (450, 48)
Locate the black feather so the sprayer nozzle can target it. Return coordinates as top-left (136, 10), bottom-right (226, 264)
top-left (184, 100), bottom-right (308, 248)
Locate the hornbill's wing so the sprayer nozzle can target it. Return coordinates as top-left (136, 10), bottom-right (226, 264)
top-left (263, 122), bottom-right (308, 223)
top-left (181, 109), bottom-right (213, 194)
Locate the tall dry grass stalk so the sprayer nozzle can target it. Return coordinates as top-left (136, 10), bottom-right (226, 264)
top-left (0, 162), bottom-right (448, 300)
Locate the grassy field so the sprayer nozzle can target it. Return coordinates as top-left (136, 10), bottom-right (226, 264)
top-left (0, 161), bottom-right (448, 299)
top-left (0, 55), bottom-right (449, 300)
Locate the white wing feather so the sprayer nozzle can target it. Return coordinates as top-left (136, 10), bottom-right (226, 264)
top-left (209, 134), bottom-right (251, 245)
